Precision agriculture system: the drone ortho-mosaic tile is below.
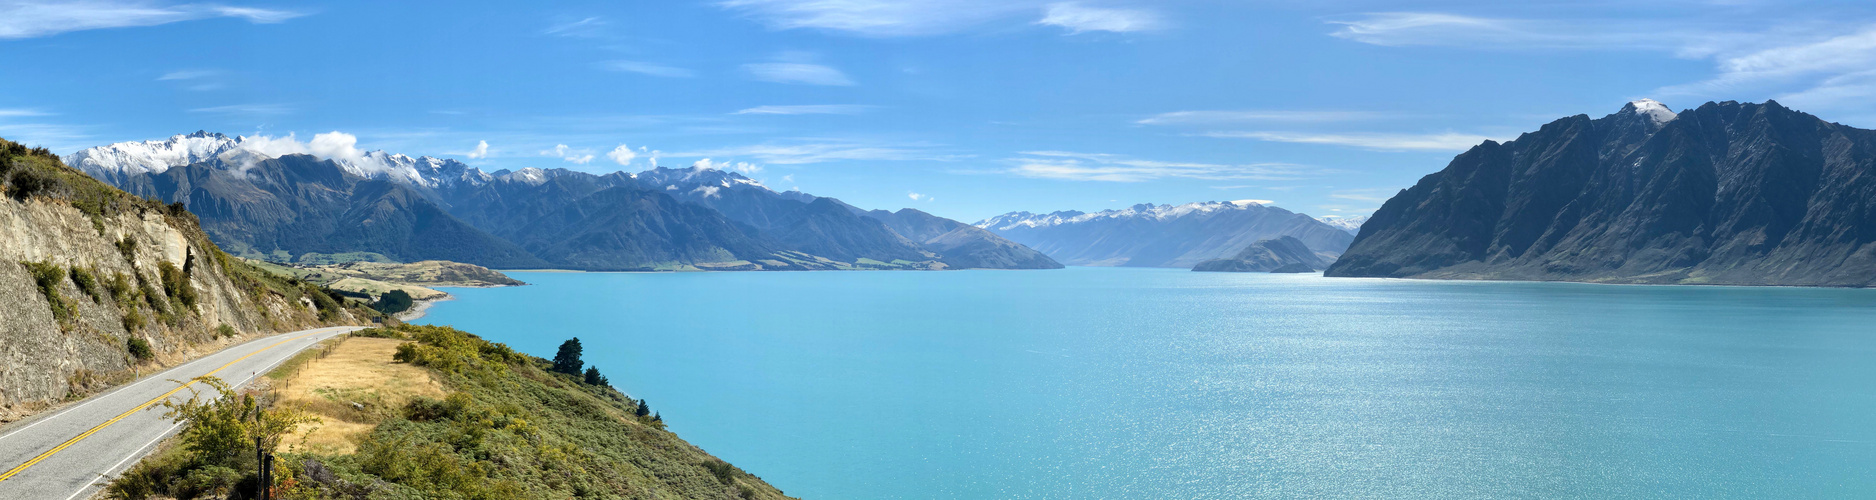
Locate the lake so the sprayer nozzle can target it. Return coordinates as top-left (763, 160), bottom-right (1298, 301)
top-left (417, 267), bottom-right (1876, 498)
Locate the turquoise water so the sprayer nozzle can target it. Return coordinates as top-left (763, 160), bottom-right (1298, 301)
top-left (418, 267), bottom-right (1876, 498)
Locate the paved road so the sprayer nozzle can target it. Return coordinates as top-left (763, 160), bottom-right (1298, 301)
top-left (0, 326), bottom-right (360, 500)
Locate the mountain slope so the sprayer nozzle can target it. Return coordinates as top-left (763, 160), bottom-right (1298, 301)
top-left (1326, 100), bottom-right (1876, 287)
top-left (1192, 236), bottom-right (1329, 272)
top-left (72, 134), bottom-right (1060, 271)
top-left (0, 137), bottom-right (371, 420)
top-left (867, 208), bottom-right (1062, 269)
top-left (99, 154), bottom-right (544, 268)
top-left (977, 201), bottom-right (1353, 268)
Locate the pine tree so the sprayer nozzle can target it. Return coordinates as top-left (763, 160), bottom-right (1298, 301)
top-left (552, 337), bottom-right (583, 375)
top-left (584, 366), bottom-right (608, 386)
top-left (635, 399), bottom-right (651, 417)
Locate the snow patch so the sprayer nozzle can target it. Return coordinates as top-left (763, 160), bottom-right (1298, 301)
top-left (1628, 99), bottom-right (1677, 125)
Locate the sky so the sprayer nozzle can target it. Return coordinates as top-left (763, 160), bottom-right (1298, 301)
top-left (5, 0), bottom-right (1876, 222)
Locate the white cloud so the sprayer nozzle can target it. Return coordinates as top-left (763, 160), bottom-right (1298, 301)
top-left (1329, 188), bottom-right (1396, 203)
top-left (0, 1), bottom-right (304, 39)
top-left (680, 140), bottom-right (950, 164)
top-left (595, 60), bottom-right (696, 78)
top-left (1324, 12), bottom-right (1697, 51)
top-left (1137, 110), bottom-right (1389, 125)
top-left (541, 144), bottom-right (595, 164)
top-left (1003, 151), bottom-right (1321, 182)
top-left (606, 144), bottom-right (637, 165)
top-left (545, 16), bottom-right (605, 37)
top-left (1037, 2), bottom-right (1162, 34)
top-left (0, 109), bottom-right (50, 117)
top-left (1202, 131), bottom-right (1498, 151)
top-left (156, 69), bottom-right (218, 81)
top-left (693, 157), bottom-right (763, 174)
top-left (467, 140), bottom-right (489, 159)
top-left (743, 62), bottom-right (855, 86)
top-left (908, 192), bottom-right (924, 201)
top-left (716, 0), bottom-right (1031, 37)
top-left (1665, 27), bottom-right (1876, 104)
top-left (187, 103), bottom-right (293, 116)
top-left (734, 104), bottom-right (875, 115)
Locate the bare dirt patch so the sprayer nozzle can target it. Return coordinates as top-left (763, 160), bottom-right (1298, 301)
top-left (276, 337), bottom-right (443, 454)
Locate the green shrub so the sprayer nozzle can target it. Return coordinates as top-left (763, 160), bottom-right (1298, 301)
top-left (127, 337), bottom-right (153, 361)
top-left (216, 323), bottom-right (236, 339)
top-left (69, 266), bottom-right (100, 302)
top-left (115, 237), bottom-right (137, 262)
top-left (373, 289), bottom-right (413, 315)
top-left (22, 261), bottom-right (74, 323)
top-left (159, 261), bottom-right (197, 309)
top-left (105, 272), bottom-right (133, 304)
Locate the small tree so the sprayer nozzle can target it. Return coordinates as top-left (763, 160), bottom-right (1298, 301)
top-left (583, 366), bottom-right (608, 386)
top-left (634, 399), bottom-right (651, 418)
top-left (552, 337), bottom-right (583, 375)
top-left (374, 289), bottom-right (414, 315)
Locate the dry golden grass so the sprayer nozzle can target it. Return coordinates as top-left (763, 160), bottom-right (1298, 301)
top-left (276, 337), bottom-right (444, 454)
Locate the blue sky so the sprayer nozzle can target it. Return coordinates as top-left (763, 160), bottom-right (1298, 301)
top-left (4, 0), bottom-right (1876, 222)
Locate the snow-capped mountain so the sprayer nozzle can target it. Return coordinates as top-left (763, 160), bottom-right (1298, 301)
top-left (1627, 98), bottom-right (1677, 125)
top-left (67, 132), bottom-right (1059, 271)
top-left (1315, 215), bottom-right (1369, 235)
top-left (65, 131), bottom-right (495, 194)
top-left (976, 200), bottom-right (1268, 231)
top-left (976, 201), bottom-right (1353, 268)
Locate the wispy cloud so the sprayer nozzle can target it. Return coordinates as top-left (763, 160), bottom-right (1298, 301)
top-left (1329, 188), bottom-right (1396, 203)
top-left (1324, 12), bottom-right (1876, 111)
top-left (1003, 151), bottom-right (1320, 182)
top-left (187, 103), bottom-right (293, 116)
top-left (734, 104), bottom-right (876, 115)
top-left (541, 144), bottom-right (596, 165)
top-left (1325, 12), bottom-right (1701, 51)
top-left (1037, 2), bottom-right (1163, 34)
top-left (1138, 110), bottom-right (1389, 125)
top-left (594, 60), bottom-right (696, 78)
top-left (545, 16), bottom-right (606, 37)
top-left (680, 140), bottom-right (951, 164)
top-left (0, 109), bottom-right (50, 117)
top-left (156, 69), bottom-right (218, 81)
top-left (0, 1), bottom-right (305, 39)
top-left (1665, 27), bottom-right (1876, 106)
top-left (742, 62), bottom-right (855, 86)
top-left (716, 0), bottom-right (1030, 37)
top-left (1204, 131), bottom-right (1497, 151)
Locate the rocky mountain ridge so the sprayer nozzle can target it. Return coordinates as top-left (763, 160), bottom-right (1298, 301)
top-left (0, 138), bottom-right (371, 421)
top-left (1327, 100), bottom-right (1876, 287)
top-left (68, 134), bottom-right (1059, 271)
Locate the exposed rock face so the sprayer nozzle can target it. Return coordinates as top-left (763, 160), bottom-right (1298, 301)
top-left (0, 141), bottom-right (362, 420)
top-left (1326, 100), bottom-right (1876, 287)
top-left (978, 201), bottom-right (1353, 268)
top-left (1192, 236), bottom-right (1329, 272)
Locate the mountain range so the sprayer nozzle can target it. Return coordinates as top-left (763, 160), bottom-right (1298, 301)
top-left (976, 201), bottom-right (1354, 268)
top-left (1328, 99), bottom-right (1876, 287)
top-left (66, 132), bottom-right (1059, 271)
top-left (1191, 236), bottom-right (1330, 272)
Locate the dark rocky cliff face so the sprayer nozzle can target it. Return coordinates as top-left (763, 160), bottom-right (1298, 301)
top-left (1326, 100), bottom-right (1876, 287)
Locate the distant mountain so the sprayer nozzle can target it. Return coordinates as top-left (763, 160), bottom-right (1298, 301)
top-left (71, 133), bottom-right (1057, 271)
top-left (91, 152), bottom-right (545, 268)
top-left (1327, 100), bottom-right (1876, 287)
top-left (976, 201), bottom-right (1353, 268)
top-left (1316, 215), bottom-right (1368, 235)
top-left (1192, 236), bottom-right (1329, 272)
top-left (866, 208), bottom-right (1062, 269)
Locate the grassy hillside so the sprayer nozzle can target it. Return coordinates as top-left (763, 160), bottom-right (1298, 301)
top-left (112, 324), bottom-right (794, 499)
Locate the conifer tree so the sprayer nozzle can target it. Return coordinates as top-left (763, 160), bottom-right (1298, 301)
top-left (552, 337), bottom-right (583, 375)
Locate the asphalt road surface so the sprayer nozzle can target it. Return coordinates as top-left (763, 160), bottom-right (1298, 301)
top-left (0, 326), bottom-right (360, 500)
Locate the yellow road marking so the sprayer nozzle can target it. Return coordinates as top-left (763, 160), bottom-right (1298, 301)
top-left (0, 328), bottom-right (338, 482)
